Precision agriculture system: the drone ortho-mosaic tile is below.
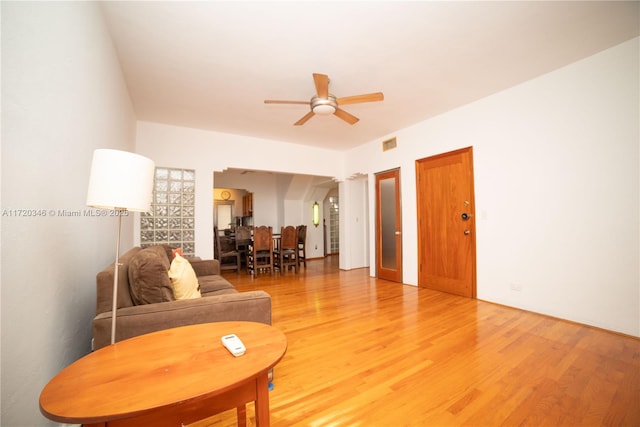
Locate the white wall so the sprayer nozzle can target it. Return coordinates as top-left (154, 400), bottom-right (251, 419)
top-left (136, 122), bottom-right (346, 260)
top-left (339, 177), bottom-right (369, 270)
top-left (1, 2), bottom-right (137, 425)
top-left (283, 199), bottom-right (303, 228)
top-left (347, 38), bottom-right (640, 337)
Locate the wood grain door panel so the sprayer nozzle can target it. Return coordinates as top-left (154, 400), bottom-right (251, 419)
top-left (416, 148), bottom-right (476, 298)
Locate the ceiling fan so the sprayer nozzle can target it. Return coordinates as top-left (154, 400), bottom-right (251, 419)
top-left (264, 73), bottom-right (384, 126)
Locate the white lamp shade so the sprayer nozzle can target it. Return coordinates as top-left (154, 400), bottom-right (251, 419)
top-left (86, 149), bottom-right (155, 212)
top-left (312, 104), bottom-right (336, 115)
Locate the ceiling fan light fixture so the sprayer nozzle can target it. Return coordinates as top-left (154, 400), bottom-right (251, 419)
top-left (311, 95), bottom-right (337, 115)
top-left (313, 104), bottom-right (336, 115)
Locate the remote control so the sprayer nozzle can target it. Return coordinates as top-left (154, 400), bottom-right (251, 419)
top-left (221, 334), bottom-right (246, 357)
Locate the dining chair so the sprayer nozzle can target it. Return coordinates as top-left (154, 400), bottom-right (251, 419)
top-left (214, 226), bottom-right (240, 273)
top-left (248, 226), bottom-right (274, 276)
top-left (275, 226), bottom-right (298, 273)
top-left (297, 225), bottom-right (307, 268)
top-left (235, 226), bottom-right (252, 268)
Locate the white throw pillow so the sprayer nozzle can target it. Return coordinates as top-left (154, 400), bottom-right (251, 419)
top-left (168, 254), bottom-right (202, 300)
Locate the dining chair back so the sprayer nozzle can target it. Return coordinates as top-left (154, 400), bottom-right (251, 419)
top-left (248, 226), bottom-right (273, 276)
top-left (276, 226), bottom-right (298, 273)
top-left (297, 225), bottom-right (307, 267)
top-left (235, 226), bottom-right (252, 267)
top-left (214, 226), bottom-right (240, 273)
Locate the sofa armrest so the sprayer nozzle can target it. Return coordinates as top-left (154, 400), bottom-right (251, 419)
top-left (190, 259), bottom-right (220, 276)
top-left (92, 291), bottom-right (271, 350)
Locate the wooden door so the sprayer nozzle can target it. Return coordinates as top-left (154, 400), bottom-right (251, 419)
top-left (376, 169), bottom-right (402, 282)
top-left (416, 147), bottom-right (476, 297)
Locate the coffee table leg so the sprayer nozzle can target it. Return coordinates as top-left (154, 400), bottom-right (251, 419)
top-left (237, 405), bottom-right (247, 427)
top-left (254, 373), bottom-right (270, 427)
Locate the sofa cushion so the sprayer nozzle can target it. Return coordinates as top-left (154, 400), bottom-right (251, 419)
top-left (145, 244), bottom-right (172, 269)
top-left (128, 248), bottom-right (175, 305)
top-left (168, 254), bottom-right (201, 300)
top-left (199, 275), bottom-right (237, 294)
top-left (203, 288), bottom-right (238, 297)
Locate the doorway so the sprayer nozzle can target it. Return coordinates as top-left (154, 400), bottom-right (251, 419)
top-left (375, 168), bottom-right (402, 282)
top-left (416, 147), bottom-right (476, 298)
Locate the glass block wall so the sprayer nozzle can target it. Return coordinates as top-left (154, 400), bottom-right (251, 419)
top-left (329, 195), bottom-right (339, 254)
top-left (141, 167), bottom-right (196, 256)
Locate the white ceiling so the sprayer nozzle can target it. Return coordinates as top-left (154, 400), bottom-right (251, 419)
top-left (100, 1), bottom-right (639, 151)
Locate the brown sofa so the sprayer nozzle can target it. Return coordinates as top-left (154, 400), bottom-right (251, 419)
top-left (92, 245), bottom-right (272, 350)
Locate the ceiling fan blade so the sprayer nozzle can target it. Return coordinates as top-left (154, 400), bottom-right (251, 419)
top-left (264, 100), bottom-right (309, 105)
top-left (337, 92), bottom-right (384, 105)
top-left (333, 108), bottom-right (359, 125)
top-left (313, 73), bottom-right (329, 99)
top-left (294, 111), bottom-right (315, 126)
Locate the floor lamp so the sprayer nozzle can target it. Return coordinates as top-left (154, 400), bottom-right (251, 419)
top-left (86, 149), bottom-right (155, 345)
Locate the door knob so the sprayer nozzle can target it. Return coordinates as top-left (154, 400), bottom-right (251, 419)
top-left (464, 230), bottom-right (470, 235)
top-left (461, 213), bottom-right (470, 221)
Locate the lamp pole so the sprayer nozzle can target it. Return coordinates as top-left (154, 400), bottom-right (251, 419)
top-left (110, 209), bottom-right (126, 344)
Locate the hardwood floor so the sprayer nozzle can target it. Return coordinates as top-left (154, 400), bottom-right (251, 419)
top-left (190, 257), bottom-right (640, 426)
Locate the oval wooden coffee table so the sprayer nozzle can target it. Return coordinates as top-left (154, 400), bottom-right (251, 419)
top-left (40, 321), bottom-right (287, 427)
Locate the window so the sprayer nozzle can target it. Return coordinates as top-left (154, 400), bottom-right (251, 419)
top-left (140, 167), bottom-right (196, 256)
top-left (215, 201), bottom-right (234, 231)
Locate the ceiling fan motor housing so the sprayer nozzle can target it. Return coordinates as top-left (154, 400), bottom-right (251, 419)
top-left (311, 94), bottom-right (337, 114)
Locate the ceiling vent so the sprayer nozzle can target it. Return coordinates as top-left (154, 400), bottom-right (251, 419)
top-left (382, 137), bottom-right (397, 152)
